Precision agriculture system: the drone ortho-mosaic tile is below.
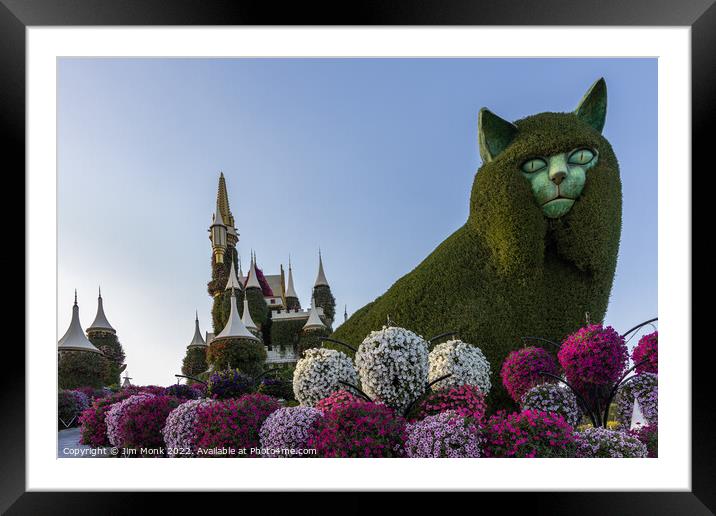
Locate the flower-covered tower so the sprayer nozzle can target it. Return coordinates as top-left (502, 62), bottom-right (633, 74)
top-left (298, 297), bottom-right (329, 356)
top-left (182, 311), bottom-right (208, 377)
top-left (284, 256), bottom-right (300, 311)
top-left (86, 287), bottom-right (126, 386)
top-left (243, 252), bottom-right (269, 333)
top-left (312, 250), bottom-right (336, 328)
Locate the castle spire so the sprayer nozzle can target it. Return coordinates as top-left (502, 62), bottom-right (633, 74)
top-left (216, 288), bottom-right (260, 341)
top-left (87, 286), bottom-right (115, 334)
top-left (188, 311), bottom-right (207, 348)
top-left (286, 257), bottom-right (299, 299)
top-left (237, 255), bottom-right (245, 284)
top-left (303, 296), bottom-right (326, 331)
top-left (225, 257), bottom-right (242, 291)
top-left (242, 295), bottom-right (258, 332)
top-left (314, 248), bottom-right (329, 287)
top-left (216, 171), bottom-right (235, 228)
top-left (58, 292), bottom-right (102, 353)
top-left (245, 251), bottom-right (261, 290)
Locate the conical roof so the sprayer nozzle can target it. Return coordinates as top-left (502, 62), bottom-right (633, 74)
top-left (303, 297), bottom-right (326, 331)
top-left (58, 291), bottom-right (102, 353)
top-left (215, 289), bottom-right (260, 341)
top-left (245, 253), bottom-right (262, 290)
top-left (314, 249), bottom-right (329, 287)
top-left (237, 256), bottom-right (245, 284)
top-left (87, 287), bottom-right (115, 333)
top-left (242, 296), bottom-right (258, 332)
top-left (188, 311), bottom-right (207, 348)
top-left (225, 257), bottom-right (242, 291)
top-left (286, 258), bottom-right (298, 299)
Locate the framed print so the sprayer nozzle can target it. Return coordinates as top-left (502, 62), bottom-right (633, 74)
top-left (3, 0), bottom-right (711, 513)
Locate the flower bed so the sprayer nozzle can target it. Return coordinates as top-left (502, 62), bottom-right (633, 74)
top-left (162, 398), bottom-right (217, 456)
top-left (293, 348), bottom-right (358, 407)
top-left (409, 384), bottom-right (487, 423)
top-left (307, 400), bottom-right (406, 457)
top-left (483, 409), bottom-right (576, 458)
top-left (259, 406), bottom-right (324, 457)
top-left (404, 411), bottom-right (483, 458)
top-left (428, 339), bottom-right (491, 393)
top-left (574, 427), bottom-right (648, 458)
top-left (500, 347), bottom-right (559, 403)
top-left (106, 394), bottom-right (181, 456)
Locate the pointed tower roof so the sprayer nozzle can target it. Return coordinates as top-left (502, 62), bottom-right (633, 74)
top-left (286, 257), bottom-right (299, 299)
top-left (225, 257), bottom-right (242, 291)
top-left (188, 311), bottom-right (207, 348)
top-left (314, 249), bottom-right (329, 287)
top-left (216, 289), bottom-right (260, 341)
top-left (242, 296), bottom-right (258, 332)
top-left (87, 286), bottom-right (115, 333)
top-left (303, 297), bottom-right (326, 331)
top-left (216, 172), bottom-right (235, 228)
top-left (58, 291), bottom-right (102, 353)
top-left (245, 252), bottom-right (262, 290)
top-left (237, 255), bottom-right (245, 284)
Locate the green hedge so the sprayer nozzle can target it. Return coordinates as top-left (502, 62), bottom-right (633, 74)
top-left (332, 110), bottom-right (621, 413)
top-left (313, 285), bottom-right (336, 328)
top-left (245, 287), bottom-right (269, 327)
top-left (207, 337), bottom-right (267, 377)
top-left (271, 318), bottom-right (304, 350)
top-left (58, 350), bottom-right (111, 389)
top-left (182, 347), bottom-right (208, 377)
top-left (298, 327), bottom-right (330, 357)
top-left (87, 330), bottom-right (126, 386)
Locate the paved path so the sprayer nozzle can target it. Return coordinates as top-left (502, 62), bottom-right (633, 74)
top-left (58, 427), bottom-right (109, 458)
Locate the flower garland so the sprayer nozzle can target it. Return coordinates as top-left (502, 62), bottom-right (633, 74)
top-left (574, 427), bottom-right (648, 458)
top-left (259, 406), bottom-right (324, 457)
top-left (404, 411), bottom-right (483, 458)
top-left (355, 326), bottom-right (429, 413)
top-left (293, 348), bottom-right (358, 407)
top-left (428, 339), bottom-right (491, 393)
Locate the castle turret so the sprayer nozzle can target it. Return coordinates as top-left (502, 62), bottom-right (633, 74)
top-left (314, 249), bottom-right (329, 287)
top-left (216, 289), bottom-right (260, 342)
top-left (303, 297), bottom-right (326, 331)
top-left (312, 250), bottom-right (336, 328)
top-left (58, 291), bottom-right (102, 353)
top-left (225, 257), bottom-right (242, 291)
top-left (298, 296), bottom-right (330, 356)
top-left (86, 287), bottom-right (126, 386)
top-left (242, 252), bottom-right (269, 332)
top-left (182, 312), bottom-right (209, 377)
top-left (87, 286), bottom-right (115, 334)
top-left (188, 311), bottom-right (207, 348)
top-left (242, 295), bottom-right (259, 333)
top-left (285, 256), bottom-right (301, 311)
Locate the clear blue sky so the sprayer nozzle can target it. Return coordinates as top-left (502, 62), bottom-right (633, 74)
top-left (57, 58), bottom-right (657, 386)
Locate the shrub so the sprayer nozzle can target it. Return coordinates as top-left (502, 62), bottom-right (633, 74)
top-left (500, 346), bottom-right (559, 403)
top-left (484, 409), bottom-right (576, 458)
top-left (558, 324), bottom-right (628, 390)
top-left (207, 337), bottom-right (267, 377)
top-left (615, 373), bottom-right (658, 427)
top-left (574, 427), bottom-right (648, 458)
top-left (355, 326), bottom-right (429, 413)
top-left (632, 331), bottom-right (658, 375)
top-left (108, 395), bottom-right (181, 456)
top-left (207, 369), bottom-right (255, 399)
top-left (105, 393), bottom-right (155, 448)
top-left (58, 350), bottom-right (111, 389)
top-left (257, 377), bottom-right (294, 400)
top-left (164, 384), bottom-right (201, 399)
top-left (87, 331), bottom-right (126, 386)
top-left (307, 400), bottom-right (406, 457)
top-left (630, 423), bottom-right (658, 458)
top-left (313, 285), bottom-right (336, 327)
top-left (404, 411), bottom-right (483, 458)
top-left (293, 348), bottom-right (358, 407)
top-left (428, 339), bottom-right (492, 393)
top-left (58, 390), bottom-right (89, 428)
top-left (520, 383), bottom-right (582, 427)
top-left (409, 384), bottom-right (487, 423)
top-left (182, 347), bottom-right (208, 378)
top-left (194, 393), bottom-right (281, 457)
top-left (259, 406), bottom-right (324, 457)
top-left (315, 390), bottom-right (363, 414)
top-left (162, 399), bottom-right (217, 456)
top-left (190, 383), bottom-right (208, 397)
top-left (78, 389), bottom-right (144, 446)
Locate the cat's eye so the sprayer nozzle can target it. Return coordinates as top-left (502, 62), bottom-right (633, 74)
top-left (521, 158), bottom-right (547, 173)
top-left (568, 148), bottom-right (595, 165)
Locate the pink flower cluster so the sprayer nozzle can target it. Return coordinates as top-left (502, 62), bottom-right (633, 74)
top-left (500, 347), bottom-right (559, 402)
top-left (78, 389), bottom-right (149, 447)
top-left (259, 406), bottom-right (324, 457)
top-left (106, 394), bottom-right (181, 456)
top-left (410, 384), bottom-right (487, 423)
top-left (315, 390), bottom-right (363, 413)
top-left (632, 331), bottom-right (658, 375)
top-left (194, 393), bottom-right (281, 456)
top-left (404, 411), bottom-right (483, 458)
top-left (483, 409), bottom-right (576, 458)
top-left (558, 324), bottom-right (627, 388)
top-left (307, 400), bottom-right (406, 457)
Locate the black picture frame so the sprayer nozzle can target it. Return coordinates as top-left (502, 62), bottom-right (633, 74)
top-left (3, 0), bottom-right (709, 513)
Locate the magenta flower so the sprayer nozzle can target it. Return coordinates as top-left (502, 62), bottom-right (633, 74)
top-left (501, 347), bottom-right (559, 402)
top-left (483, 409), bottom-right (576, 458)
top-left (632, 331), bottom-right (658, 375)
top-left (558, 324), bottom-right (628, 390)
top-left (409, 384), bottom-right (487, 423)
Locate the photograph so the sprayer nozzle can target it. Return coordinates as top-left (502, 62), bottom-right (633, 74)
top-left (55, 57), bottom-right (659, 461)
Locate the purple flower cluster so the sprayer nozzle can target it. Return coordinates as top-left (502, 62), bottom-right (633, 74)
top-left (520, 383), bottom-right (582, 428)
top-left (558, 324), bottom-right (628, 388)
top-left (207, 369), bottom-right (255, 399)
top-left (500, 347), bottom-right (559, 402)
top-left (404, 411), bottom-right (483, 458)
top-left (615, 373), bottom-right (658, 427)
top-left (162, 398), bottom-right (216, 456)
top-left (164, 383), bottom-right (201, 399)
top-left (630, 423), bottom-right (658, 458)
top-left (106, 393), bottom-right (155, 447)
top-left (259, 406), bottom-right (324, 457)
top-left (483, 409), bottom-right (576, 458)
top-left (574, 427), bottom-right (648, 458)
top-left (107, 394), bottom-right (181, 456)
top-left (632, 331), bottom-right (658, 375)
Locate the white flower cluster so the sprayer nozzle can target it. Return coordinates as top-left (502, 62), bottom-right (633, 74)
top-left (355, 326), bottom-right (429, 412)
top-left (428, 339), bottom-right (492, 393)
top-left (293, 348), bottom-right (358, 407)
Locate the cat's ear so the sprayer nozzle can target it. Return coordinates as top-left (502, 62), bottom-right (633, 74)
top-left (575, 78), bottom-right (607, 133)
top-left (478, 108), bottom-right (518, 163)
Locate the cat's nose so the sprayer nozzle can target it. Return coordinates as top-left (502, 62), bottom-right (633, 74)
top-left (550, 170), bottom-right (567, 185)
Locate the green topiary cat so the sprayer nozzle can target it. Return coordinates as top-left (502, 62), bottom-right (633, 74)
top-left (332, 78), bottom-right (621, 412)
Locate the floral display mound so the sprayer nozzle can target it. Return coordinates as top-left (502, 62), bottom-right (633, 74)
top-left (408, 384), bottom-right (487, 423)
top-left (307, 400), bottom-right (406, 457)
top-left (106, 394), bottom-right (181, 456)
top-left (558, 324), bottom-right (628, 399)
top-left (428, 339), bottom-right (491, 394)
top-left (500, 346), bottom-right (559, 403)
top-left (355, 326), bottom-right (429, 413)
top-left (615, 373), bottom-right (658, 427)
top-left (162, 399), bottom-right (216, 457)
top-left (207, 369), bottom-right (255, 400)
top-left (520, 383), bottom-right (582, 428)
top-left (78, 387), bottom-right (156, 447)
top-left (58, 390), bottom-right (90, 428)
top-left (259, 406), bottom-right (324, 457)
top-left (194, 393), bottom-right (280, 457)
top-left (293, 348), bottom-right (358, 407)
top-left (632, 331), bottom-right (658, 375)
top-left (630, 423), bottom-right (658, 458)
top-left (315, 390), bottom-right (363, 414)
top-left (574, 427), bottom-right (647, 458)
top-left (404, 410), bottom-right (483, 458)
top-left (483, 409), bottom-right (576, 458)
top-left (164, 383), bottom-right (201, 399)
